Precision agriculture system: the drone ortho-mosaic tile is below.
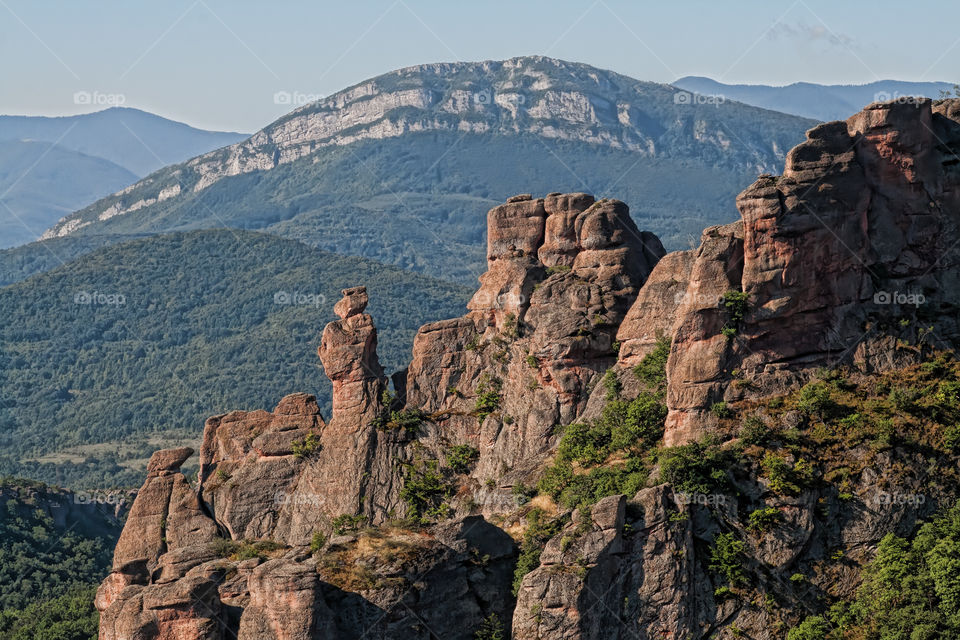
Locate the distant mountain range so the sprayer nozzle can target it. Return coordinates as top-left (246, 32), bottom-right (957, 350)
top-left (672, 77), bottom-right (957, 121)
top-left (0, 141), bottom-right (137, 249)
top-left (0, 108), bottom-right (247, 249)
top-left (29, 57), bottom-right (815, 284)
top-left (0, 107), bottom-right (247, 176)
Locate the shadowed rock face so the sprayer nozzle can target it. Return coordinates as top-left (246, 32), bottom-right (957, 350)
top-left (98, 101), bottom-right (960, 640)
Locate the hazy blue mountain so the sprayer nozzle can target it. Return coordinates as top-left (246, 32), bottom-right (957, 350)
top-left (30, 57), bottom-right (815, 285)
top-left (672, 76), bottom-right (957, 121)
top-left (0, 140), bottom-right (137, 249)
top-left (0, 107), bottom-right (248, 176)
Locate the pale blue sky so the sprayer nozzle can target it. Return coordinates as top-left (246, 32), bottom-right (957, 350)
top-left (1, 0), bottom-right (956, 132)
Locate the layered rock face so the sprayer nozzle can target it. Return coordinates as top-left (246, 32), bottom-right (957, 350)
top-left (614, 98), bottom-right (960, 444)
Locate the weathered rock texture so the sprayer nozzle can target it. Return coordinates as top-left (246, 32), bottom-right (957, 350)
top-left (405, 193), bottom-right (663, 491)
top-left (99, 100), bottom-right (960, 640)
top-left (614, 98), bottom-right (960, 444)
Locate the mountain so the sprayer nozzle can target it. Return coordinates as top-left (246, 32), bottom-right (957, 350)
top-left (0, 109), bottom-right (248, 250)
top-left (32, 57), bottom-right (816, 284)
top-left (0, 234), bottom-right (147, 286)
top-left (0, 107), bottom-right (248, 177)
top-left (95, 99), bottom-right (960, 639)
top-left (673, 75), bottom-right (956, 121)
top-left (0, 140), bottom-right (138, 249)
top-left (0, 230), bottom-right (470, 489)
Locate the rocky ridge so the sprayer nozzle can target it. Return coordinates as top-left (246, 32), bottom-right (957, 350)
top-left (43, 56), bottom-right (812, 241)
top-left (98, 98), bottom-right (960, 639)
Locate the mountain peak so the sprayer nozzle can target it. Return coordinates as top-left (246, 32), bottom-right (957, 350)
top-left (42, 58), bottom-right (814, 243)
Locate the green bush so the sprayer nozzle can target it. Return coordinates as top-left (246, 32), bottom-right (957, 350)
top-left (331, 514), bottom-right (366, 535)
top-left (547, 460), bottom-right (648, 510)
top-left (309, 532), bottom-right (327, 554)
top-left (545, 264), bottom-right (572, 275)
top-left (474, 376), bottom-right (502, 423)
top-left (796, 382), bottom-right (842, 419)
top-left (400, 458), bottom-right (453, 523)
top-left (292, 432), bottom-right (323, 459)
top-left (474, 613), bottom-right (505, 640)
top-left (602, 369), bottom-right (622, 401)
top-left (709, 532), bottom-right (747, 587)
top-left (556, 393), bottom-right (666, 466)
top-left (446, 445), bottom-right (479, 474)
top-left (721, 290), bottom-right (748, 336)
top-left (512, 509), bottom-right (563, 595)
top-left (786, 616), bottom-right (829, 640)
top-left (632, 336), bottom-right (670, 389)
top-left (739, 415), bottom-right (771, 446)
top-left (656, 437), bottom-right (732, 495)
top-left (747, 506), bottom-right (783, 533)
top-left (539, 391), bottom-right (664, 509)
top-left (944, 425), bottom-right (960, 452)
top-left (711, 401), bottom-right (732, 419)
top-left (375, 408), bottom-right (427, 433)
top-left (761, 454), bottom-right (814, 495)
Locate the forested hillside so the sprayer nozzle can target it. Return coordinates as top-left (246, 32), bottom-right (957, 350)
top-left (0, 230), bottom-right (470, 488)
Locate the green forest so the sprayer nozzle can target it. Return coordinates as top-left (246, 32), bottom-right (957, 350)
top-left (0, 478), bottom-right (120, 640)
top-left (0, 230), bottom-right (471, 488)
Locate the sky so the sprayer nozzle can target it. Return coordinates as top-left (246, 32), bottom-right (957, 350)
top-left (1, 0), bottom-right (957, 133)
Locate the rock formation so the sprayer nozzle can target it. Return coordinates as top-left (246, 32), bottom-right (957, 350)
top-left (98, 99), bottom-right (960, 639)
top-left (611, 97), bottom-right (960, 444)
top-left (405, 193), bottom-right (663, 487)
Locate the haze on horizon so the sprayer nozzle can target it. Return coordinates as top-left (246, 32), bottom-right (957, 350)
top-left (1, 0), bottom-right (957, 132)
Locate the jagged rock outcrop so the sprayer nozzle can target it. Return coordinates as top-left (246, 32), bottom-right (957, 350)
top-left (613, 98), bottom-right (960, 444)
top-left (513, 490), bottom-right (704, 639)
top-left (405, 193), bottom-right (663, 492)
top-left (319, 285), bottom-right (386, 421)
top-left (98, 100), bottom-right (960, 640)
